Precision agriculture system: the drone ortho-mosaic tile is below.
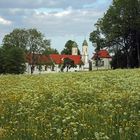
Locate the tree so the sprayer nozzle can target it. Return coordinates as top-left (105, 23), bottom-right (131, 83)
top-left (89, 24), bottom-right (106, 69)
top-left (61, 40), bottom-right (80, 55)
top-left (3, 29), bottom-right (28, 51)
top-left (3, 28), bottom-right (51, 74)
top-left (103, 0), bottom-right (140, 68)
top-left (43, 47), bottom-right (59, 55)
top-left (0, 46), bottom-right (26, 74)
top-left (110, 50), bottom-right (127, 69)
top-left (61, 57), bottom-right (76, 72)
top-left (27, 29), bottom-right (50, 54)
top-left (0, 48), bottom-right (5, 73)
top-left (89, 0), bottom-right (140, 68)
top-left (27, 29), bottom-right (50, 73)
top-left (3, 28), bottom-right (50, 52)
top-left (89, 23), bottom-right (106, 51)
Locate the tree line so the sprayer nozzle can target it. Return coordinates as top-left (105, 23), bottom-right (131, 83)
top-left (0, 28), bottom-right (79, 74)
top-left (89, 0), bottom-right (140, 69)
top-left (1, 0), bottom-right (139, 74)
top-left (0, 28), bottom-right (59, 74)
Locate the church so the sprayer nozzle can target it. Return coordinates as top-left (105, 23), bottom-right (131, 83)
top-left (25, 40), bottom-right (89, 74)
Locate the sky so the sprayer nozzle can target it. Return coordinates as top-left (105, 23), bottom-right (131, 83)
top-left (0, 0), bottom-right (112, 58)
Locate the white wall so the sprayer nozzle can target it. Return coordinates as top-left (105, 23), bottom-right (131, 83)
top-left (25, 63), bottom-right (83, 74)
top-left (92, 58), bottom-right (112, 70)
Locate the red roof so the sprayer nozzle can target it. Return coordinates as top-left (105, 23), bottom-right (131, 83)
top-left (92, 50), bottom-right (111, 59)
top-left (50, 54), bottom-right (82, 65)
top-left (26, 53), bottom-right (82, 65)
top-left (26, 53), bottom-right (52, 64)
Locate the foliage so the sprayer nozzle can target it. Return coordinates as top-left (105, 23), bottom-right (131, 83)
top-left (0, 48), bottom-right (5, 73)
top-left (3, 29), bottom-right (28, 50)
top-left (61, 57), bottom-right (76, 72)
top-left (89, 0), bottom-right (140, 68)
top-left (3, 28), bottom-right (50, 53)
top-left (43, 47), bottom-right (59, 55)
top-left (89, 24), bottom-right (106, 51)
top-left (0, 46), bottom-right (26, 74)
top-left (27, 29), bottom-right (50, 54)
top-left (0, 69), bottom-right (140, 140)
top-left (2, 28), bottom-right (51, 74)
top-left (61, 40), bottom-right (80, 55)
top-left (110, 50), bottom-right (127, 69)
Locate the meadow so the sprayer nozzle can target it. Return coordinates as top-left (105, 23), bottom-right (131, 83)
top-left (0, 69), bottom-right (140, 140)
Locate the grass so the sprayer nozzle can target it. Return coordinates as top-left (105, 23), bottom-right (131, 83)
top-left (0, 69), bottom-right (140, 140)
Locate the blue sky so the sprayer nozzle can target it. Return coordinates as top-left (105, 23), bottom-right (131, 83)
top-left (0, 0), bottom-right (112, 57)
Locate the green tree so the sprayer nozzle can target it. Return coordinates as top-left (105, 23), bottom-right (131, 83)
top-left (43, 47), bottom-right (59, 55)
top-left (61, 57), bottom-right (76, 72)
top-left (89, 23), bottom-right (106, 51)
top-left (90, 0), bottom-right (140, 68)
top-left (0, 46), bottom-right (26, 74)
top-left (27, 29), bottom-right (50, 54)
top-left (61, 40), bottom-right (80, 55)
top-left (3, 29), bottom-right (28, 50)
top-left (110, 50), bottom-right (127, 69)
top-left (89, 23), bottom-right (106, 69)
top-left (0, 48), bottom-right (5, 73)
top-left (103, 0), bottom-right (140, 68)
top-left (27, 29), bottom-right (50, 73)
top-left (3, 28), bottom-right (50, 52)
top-left (3, 28), bottom-right (51, 74)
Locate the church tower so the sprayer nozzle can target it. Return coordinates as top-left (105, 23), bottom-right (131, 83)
top-left (82, 39), bottom-right (89, 64)
top-left (72, 42), bottom-right (78, 55)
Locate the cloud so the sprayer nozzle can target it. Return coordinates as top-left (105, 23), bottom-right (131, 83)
top-left (0, 0), bottom-right (98, 9)
top-left (19, 8), bottom-right (102, 37)
top-left (54, 10), bottom-right (72, 17)
top-left (0, 0), bottom-right (112, 49)
top-left (0, 16), bottom-right (12, 25)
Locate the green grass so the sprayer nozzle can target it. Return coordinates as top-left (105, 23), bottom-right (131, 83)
top-left (0, 69), bottom-right (140, 140)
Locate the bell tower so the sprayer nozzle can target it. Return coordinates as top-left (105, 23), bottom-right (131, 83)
top-left (72, 42), bottom-right (78, 55)
top-left (82, 39), bottom-right (88, 64)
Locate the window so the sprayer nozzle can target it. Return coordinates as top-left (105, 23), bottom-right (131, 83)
top-left (101, 61), bottom-right (104, 66)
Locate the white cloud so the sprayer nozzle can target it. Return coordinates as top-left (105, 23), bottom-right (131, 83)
top-left (20, 8), bottom-right (103, 37)
top-left (0, 0), bottom-right (112, 51)
top-left (0, 16), bottom-right (12, 25)
top-left (0, 0), bottom-right (98, 9)
top-left (54, 9), bottom-right (72, 17)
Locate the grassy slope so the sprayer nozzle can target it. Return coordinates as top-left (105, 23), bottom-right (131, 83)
top-left (0, 69), bottom-right (140, 140)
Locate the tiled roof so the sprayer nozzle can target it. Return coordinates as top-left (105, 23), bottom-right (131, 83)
top-left (50, 54), bottom-right (82, 65)
top-left (26, 53), bottom-right (82, 65)
top-left (92, 50), bottom-right (111, 59)
top-left (26, 53), bottom-right (52, 64)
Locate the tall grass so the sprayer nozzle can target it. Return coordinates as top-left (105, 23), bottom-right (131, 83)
top-left (0, 69), bottom-right (140, 140)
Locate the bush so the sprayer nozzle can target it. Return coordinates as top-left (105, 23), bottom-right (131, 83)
top-left (0, 46), bottom-right (26, 74)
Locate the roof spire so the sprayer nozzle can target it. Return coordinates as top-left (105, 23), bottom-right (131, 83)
top-left (72, 42), bottom-right (77, 48)
top-left (82, 39), bottom-right (88, 46)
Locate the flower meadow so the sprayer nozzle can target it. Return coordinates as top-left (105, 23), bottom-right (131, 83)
top-left (0, 69), bottom-right (140, 140)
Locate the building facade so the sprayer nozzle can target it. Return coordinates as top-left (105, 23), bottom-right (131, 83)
top-left (91, 50), bottom-right (112, 70)
top-left (81, 40), bottom-right (89, 70)
top-left (25, 40), bottom-right (91, 74)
